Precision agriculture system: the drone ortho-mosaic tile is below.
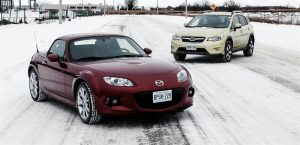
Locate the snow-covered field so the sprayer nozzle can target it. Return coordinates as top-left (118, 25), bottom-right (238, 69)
top-left (245, 12), bottom-right (300, 25)
top-left (0, 15), bottom-right (300, 145)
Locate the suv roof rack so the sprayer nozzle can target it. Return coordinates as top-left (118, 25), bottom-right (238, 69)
top-left (201, 10), bottom-right (213, 14)
top-left (231, 10), bottom-right (242, 15)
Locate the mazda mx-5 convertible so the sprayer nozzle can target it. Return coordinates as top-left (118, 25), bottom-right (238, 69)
top-left (28, 33), bottom-right (195, 124)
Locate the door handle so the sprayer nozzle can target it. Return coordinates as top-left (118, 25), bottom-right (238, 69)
top-left (42, 61), bottom-right (47, 65)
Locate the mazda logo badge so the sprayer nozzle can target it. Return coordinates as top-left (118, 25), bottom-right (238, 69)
top-left (155, 80), bottom-right (164, 86)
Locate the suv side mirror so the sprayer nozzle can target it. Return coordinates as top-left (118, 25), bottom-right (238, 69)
top-left (234, 23), bottom-right (242, 31)
top-left (184, 23), bottom-right (188, 27)
top-left (143, 48), bottom-right (152, 55)
top-left (47, 54), bottom-right (60, 62)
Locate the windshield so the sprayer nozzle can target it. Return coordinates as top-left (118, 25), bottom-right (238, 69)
top-left (186, 15), bottom-right (230, 28)
top-left (69, 36), bottom-right (146, 62)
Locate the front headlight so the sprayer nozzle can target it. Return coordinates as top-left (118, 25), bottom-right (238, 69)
top-left (103, 77), bottom-right (134, 87)
top-left (177, 69), bottom-right (188, 82)
top-left (207, 35), bottom-right (222, 42)
top-left (172, 34), bottom-right (181, 41)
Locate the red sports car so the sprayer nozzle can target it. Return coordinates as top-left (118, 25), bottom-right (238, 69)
top-left (28, 33), bottom-right (194, 124)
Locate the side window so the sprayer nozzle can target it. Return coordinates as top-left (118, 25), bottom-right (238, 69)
top-left (49, 40), bottom-right (66, 59)
top-left (238, 15), bottom-right (248, 26)
top-left (231, 16), bottom-right (240, 29)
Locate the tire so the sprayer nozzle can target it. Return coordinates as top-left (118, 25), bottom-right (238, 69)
top-left (243, 37), bottom-right (254, 57)
top-left (76, 82), bottom-right (102, 124)
top-left (29, 69), bottom-right (47, 102)
top-left (173, 54), bottom-right (186, 61)
top-left (222, 41), bottom-right (233, 62)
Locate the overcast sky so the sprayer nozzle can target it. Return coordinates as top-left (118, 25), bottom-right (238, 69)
top-left (16, 0), bottom-right (300, 7)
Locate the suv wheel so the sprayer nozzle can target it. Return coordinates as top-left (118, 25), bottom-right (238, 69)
top-left (76, 82), bottom-right (102, 124)
top-left (243, 37), bottom-right (254, 57)
top-left (222, 41), bottom-right (233, 62)
top-left (173, 54), bottom-right (186, 61)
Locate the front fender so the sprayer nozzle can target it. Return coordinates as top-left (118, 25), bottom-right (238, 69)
top-left (72, 70), bottom-right (103, 98)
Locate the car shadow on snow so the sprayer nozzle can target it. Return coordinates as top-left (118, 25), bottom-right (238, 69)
top-left (44, 97), bottom-right (189, 127)
top-left (100, 111), bottom-right (186, 127)
top-left (184, 53), bottom-right (245, 63)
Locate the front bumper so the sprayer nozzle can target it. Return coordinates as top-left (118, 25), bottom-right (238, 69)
top-left (171, 39), bottom-right (226, 55)
top-left (94, 83), bottom-right (194, 116)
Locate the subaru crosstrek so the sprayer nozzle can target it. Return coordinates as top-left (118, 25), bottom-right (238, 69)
top-left (171, 11), bottom-right (255, 62)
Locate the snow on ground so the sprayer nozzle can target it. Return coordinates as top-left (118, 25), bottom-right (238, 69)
top-left (245, 12), bottom-right (300, 25)
top-left (0, 15), bottom-right (300, 145)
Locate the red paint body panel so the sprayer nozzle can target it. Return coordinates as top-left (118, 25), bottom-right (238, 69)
top-left (28, 34), bottom-right (194, 115)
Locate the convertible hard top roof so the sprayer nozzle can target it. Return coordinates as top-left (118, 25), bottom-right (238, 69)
top-left (57, 33), bottom-right (127, 41)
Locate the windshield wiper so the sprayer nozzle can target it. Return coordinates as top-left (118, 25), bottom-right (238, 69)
top-left (186, 26), bottom-right (197, 28)
top-left (108, 54), bottom-right (144, 59)
top-left (76, 57), bottom-right (106, 61)
top-left (75, 55), bottom-right (144, 62)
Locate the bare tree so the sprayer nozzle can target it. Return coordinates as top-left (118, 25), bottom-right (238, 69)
top-left (223, 0), bottom-right (240, 12)
top-left (124, 0), bottom-right (138, 10)
top-left (192, 0), bottom-right (210, 11)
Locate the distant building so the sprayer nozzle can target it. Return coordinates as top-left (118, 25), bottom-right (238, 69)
top-left (39, 4), bottom-right (102, 18)
top-left (40, 4), bottom-right (102, 11)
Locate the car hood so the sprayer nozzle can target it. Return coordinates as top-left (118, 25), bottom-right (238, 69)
top-left (176, 27), bottom-right (227, 37)
top-left (75, 57), bottom-right (179, 76)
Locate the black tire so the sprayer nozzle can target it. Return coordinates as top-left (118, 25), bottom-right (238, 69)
top-left (243, 37), bottom-right (254, 57)
top-left (173, 54), bottom-right (186, 61)
top-left (222, 41), bottom-right (233, 62)
top-left (29, 69), bottom-right (47, 102)
top-left (76, 82), bottom-right (102, 124)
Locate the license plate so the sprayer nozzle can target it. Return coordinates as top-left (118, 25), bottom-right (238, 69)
top-left (186, 44), bottom-right (197, 51)
top-left (153, 90), bottom-right (172, 103)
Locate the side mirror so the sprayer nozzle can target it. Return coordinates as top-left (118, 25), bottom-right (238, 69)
top-left (143, 48), bottom-right (152, 55)
top-left (184, 23), bottom-right (188, 27)
top-left (47, 54), bottom-right (60, 62)
top-left (234, 23), bottom-right (242, 30)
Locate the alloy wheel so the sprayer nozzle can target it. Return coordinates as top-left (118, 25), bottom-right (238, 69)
top-left (249, 39), bottom-right (254, 55)
top-left (225, 43), bottom-right (232, 61)
top-left (77, 86), bottom-right (91, 120)
top-left (29, 72), bottom-right (38, 99)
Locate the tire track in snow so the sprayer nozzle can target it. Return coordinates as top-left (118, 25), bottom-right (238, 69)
top-left (232, 44), bottom-right (300, 93)
top-left (0, 96), bottom-right (34, 135)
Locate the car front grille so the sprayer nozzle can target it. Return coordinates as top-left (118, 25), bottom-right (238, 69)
top-left (177, 47), bottom-right (209, 54)
top-left (133, 88), bottom-right (185, 109)
top-left (181, 36), bottom-right (205, 43)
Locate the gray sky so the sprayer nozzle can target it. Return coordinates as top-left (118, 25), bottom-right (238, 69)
top-left (16, 0), bottom-right (300, 7)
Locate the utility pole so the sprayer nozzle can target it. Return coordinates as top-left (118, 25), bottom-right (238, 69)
top-left (185, 0), bottom-right (188, 19)
top-left (156, 0), bottom-right (159, 15)
top-left (103, 0), bottom-right (106, 16)
top-left (113, 0), bottom-right (115, 14)
top-left (59, 0), bottom-right (62, 24)
top-left (0, 0), bottom-right (2, 22)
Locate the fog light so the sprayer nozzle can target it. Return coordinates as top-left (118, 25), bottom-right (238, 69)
top-left (188, 87), bottom-right (195, 97)
top-left (105, 97), bottom-right (121, 106)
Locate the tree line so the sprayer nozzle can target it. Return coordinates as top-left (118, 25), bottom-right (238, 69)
top-left (123, 0), bottom-right (298, 11)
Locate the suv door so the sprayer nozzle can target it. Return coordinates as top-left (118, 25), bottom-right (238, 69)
top-left (230, 15), bottom-right (243, 49)
top-left (238, 15), bottom-right (251, 48)
top-left (39, 40), bottom-right (66, 97)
